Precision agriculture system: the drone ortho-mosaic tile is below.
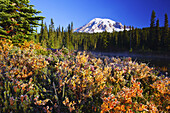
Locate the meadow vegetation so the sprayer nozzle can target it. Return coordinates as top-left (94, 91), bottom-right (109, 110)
top-left (0, 39), bottom-right (169, 113)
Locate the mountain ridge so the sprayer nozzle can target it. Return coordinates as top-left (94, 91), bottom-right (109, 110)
top-left (74, 18), bottom-right (130, 33)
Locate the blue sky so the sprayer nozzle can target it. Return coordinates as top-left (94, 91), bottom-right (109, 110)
top-left (30, 0), bottom-right (170, 30)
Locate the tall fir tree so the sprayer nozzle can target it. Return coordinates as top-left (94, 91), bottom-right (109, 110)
top-left (144, 29), bottom-right (149, 49)
top-left (49, 18), bottom-right (55, 48)
top-left (35, 28), bottom-right (39, 43)
top-left (41, 23), bottom-right (48, 48)
top-left (163, 13), bottom-right (169, 50)
top-left (61, 26), bottom-right (64, 46)
top-left (131, 26), bottom-right (135, 49)
top-left (68, 24), bottom-right (71, 39)
top-left (102, 31), bottom-right (108, 50)
top-left (66, 24), bottom-right (71, 49)
top-left (70, 22), bottom-right (73, 43)
top-left (83, 38), bottom-right (87, 50)
top-left (123, 25), bottom-right (129, 49)
top-left (115, 32), bottom-right (118, 48)
top-left (140, 29), bottom-right (147, 50)
top-left (149, 10), bottom-right (156, 50)
top-left (58, 25), bottom-right (62, 48)
top-left (0, 0), bottom-right (44, 44)
top-left (135, 28), bottom-right (139, 48)
top-left (156, 19), bottom-right (161, 50)
top-left (64, 29), bottom-right (68, 48)
top-left (39, 20), bottom-right (44, 43)
top-left (129, 26), bottom-right (132, 50)
top-left (150, 11), bottom-right (156, 28)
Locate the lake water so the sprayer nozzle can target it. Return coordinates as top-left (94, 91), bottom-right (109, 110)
top-left (90, 51), bottom-right (170, 76)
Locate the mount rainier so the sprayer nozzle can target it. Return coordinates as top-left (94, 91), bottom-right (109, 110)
top-left (74, 18), bottom-right (130, 33)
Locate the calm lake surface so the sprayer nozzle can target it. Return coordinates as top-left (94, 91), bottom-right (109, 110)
top-left (90, 51), bottom-right (170, 76)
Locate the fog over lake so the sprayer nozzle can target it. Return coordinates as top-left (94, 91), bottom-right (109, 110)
top-left (90, 51), bottom-right (170, 76)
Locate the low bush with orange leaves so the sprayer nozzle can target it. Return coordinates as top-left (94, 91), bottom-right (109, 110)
top-left (0, 39), bottom-right (169, 113)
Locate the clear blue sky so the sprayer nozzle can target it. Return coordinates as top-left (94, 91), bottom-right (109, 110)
top-left (30, 0), bottom-right (170, 30)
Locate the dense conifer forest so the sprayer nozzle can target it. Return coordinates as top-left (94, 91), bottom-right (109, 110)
top-left (34, 11), bottom-right (170, 54)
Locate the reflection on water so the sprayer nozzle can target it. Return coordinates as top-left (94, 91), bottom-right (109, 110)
top-left (90, 51), bottom-right (170, 76)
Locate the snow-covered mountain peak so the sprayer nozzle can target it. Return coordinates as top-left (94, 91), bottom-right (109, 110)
top-left (90, 18), bottom-right (116, 24)
top-left (74, 18), bottom-right (129, 33)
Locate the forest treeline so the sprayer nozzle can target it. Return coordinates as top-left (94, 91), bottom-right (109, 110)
top-left (34, 10), bottom-right (170, 53)
top-left (0, 1), bottom-right (169, 53)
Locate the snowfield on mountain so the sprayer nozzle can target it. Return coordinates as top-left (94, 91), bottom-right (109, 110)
top-left (74, 18), bottom-right (130, 33)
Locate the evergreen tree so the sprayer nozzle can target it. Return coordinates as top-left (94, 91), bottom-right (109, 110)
top-left (65, 27), bottom-right (69, 49)
top-left (70, 22), bottom-right (73, 43)
top-left (141, 29), bottom-right (148, 50)
top-left (58, 25), bottom-right (62, 48)
top-left (41, 23), bottom-right (48, 48)
top-left (118, 31), bottom-right (123, 49)
top-left (61, 27), bottom-right (64, 39)
top-left (61, 26), bottom-right (64, 46)
top-left (115, 32), bottom-right (118, 48)
top-left (135, 28), bottom-right (139, 48)
top-left (123, 25), bottom-right (129, 49)
top-left (93, 34), bottom-right (97, 50)
top-left (53, 29), bottom-right (58, 49)
top-left (65, 24), bottom-right (74, 50)
top-left (103, 31), bottom-right (108, 50)
top-left (35, 28), bottom-right (39, 43)
top-left (156, 19), bottom-right (161, 50)
top-left (39, 20), bottom-right (44, 43)
top-left (0, 0), bottom-right (44, 44)
top-left (49, 18), bottom-right (55, 48)
top-left (149, 10), bottom-right (156, 50)
top-left (83, 37), bottom-right (87, 50)
top-left (73, 36), bottom-right (79, 50)
top-left (163, 13), bottom-right (169, 50)
top-left (108, 29), bottom-right (115, 51)
top-left (129, 26), bottom-right (132, 51)
top-left (150, 11), bottom-right (156, 28)
top-left (131, 26), bottom-right (135, 49)
top-left (68, 24), bottom-right (71, 39)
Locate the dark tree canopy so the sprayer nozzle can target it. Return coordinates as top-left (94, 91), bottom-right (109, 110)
top-left (163, 13), bottom-right (169, 50)
top-left (0, 0), bottom-right (44, 44)
top-left (150, 10), bottom-right (156, 28)
top-left (149, 10), bottom-right (156, 50)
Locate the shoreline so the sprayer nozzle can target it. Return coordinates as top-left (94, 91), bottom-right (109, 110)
top-left (88, 51), bottom-right (170, 59)
top-left (87, 50), bottom-right (170, 76)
